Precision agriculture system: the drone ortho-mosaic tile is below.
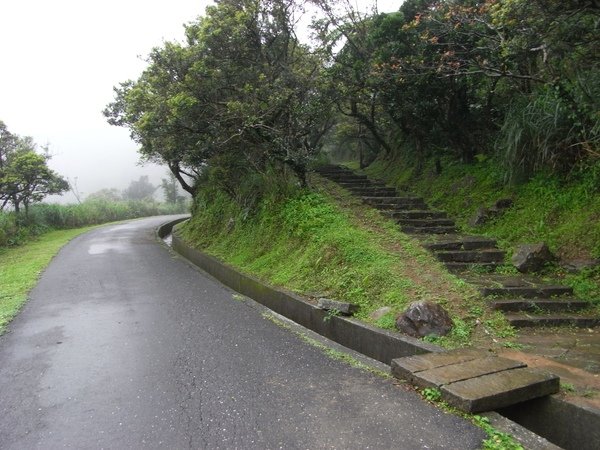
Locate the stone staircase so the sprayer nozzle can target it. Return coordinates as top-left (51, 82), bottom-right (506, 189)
top-left (316, 164), bottom-right (600, 329)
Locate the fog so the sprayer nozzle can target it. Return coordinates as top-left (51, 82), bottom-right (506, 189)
top-left (0, 0), bottom-right (401, 203)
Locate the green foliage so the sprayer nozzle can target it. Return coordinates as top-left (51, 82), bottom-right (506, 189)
top-left (105, 0), bottom-right (333, 193)
top-left (472, 415), bottom-right (524, 450)
top-left (421, 387), bottom-right (442, 403)
top-left (318, 0), bottom-right (599, 178)
top-left (374, 312), bottom-right (397, 330)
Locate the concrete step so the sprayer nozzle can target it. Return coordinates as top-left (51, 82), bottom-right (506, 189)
top-left (315, 165), bottom-right (353, 173)
top-left (338, 181), bottom-right (386, 188)
top-left (444, 262), bottom-right (499, 273)
top-left (350, 187), bottom-right (398, 196)
top-left (422, 236), bottom-right (499, 251)
top-left (435, 249), bottom-right (506, 264)
top-left (370, 202), bottom-right (429, 211)
top-left (492, 299), bottom-right (591, 313)
top-left (363, 198), bottom-right (428, 211)
top-left (397, 218), bottom-right (456, 228)
top-left (504, 313), bottom-right (600, 328)
top-left (403, 225), bottom-right (457, 235)
top-left (324, 174), bottom-right (368, 181)
top-left (362, 196), bottom-right (425, 205)
top-left (391, 349), bottom-right (559, 413)
top-left (383, 210), bottom-right (448, 220)
top-left (480, 285), bottom-right (573, 298)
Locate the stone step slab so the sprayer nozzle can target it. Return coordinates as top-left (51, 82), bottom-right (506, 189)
top-left (435, 249), bottom-right (506, 263)
top-left (402, 225), bottom-right (457, 235)
top-left (492, 299), bottom-right (590, 313)
top-left (338, 181), bottom-right (386, 188)
top-left (371, 202), bottom-right (429, 211)
top-left (505, 313), bottom-right (600, 328)
top-left (445, 262), bottom-right (499, 273)
top-left (391, 349), bottom-right (559, 413)
top-left (440, 368), bottom-right (560, 413)
top-left (391, 349), bottom-right (488, 381)
top-left (382, 210), bottom-right (448, 220)
top-left (481, 286), bottom-right (573, 298)
top-left (396, 218), bottom-right (456, 227)
top-left (422, 236), bottom-right (498, 251)
top-left (362, 196), bottom-right (425, 205)
top-left (351, 188), bottom-right (398, 196)
top-left (413, 357), bottom-right (526, 389)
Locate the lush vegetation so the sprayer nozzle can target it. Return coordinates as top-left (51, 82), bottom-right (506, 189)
top-left (0, 199), bottom-right (186, 248)
top-left (0, 227), bottom-right (94, 332)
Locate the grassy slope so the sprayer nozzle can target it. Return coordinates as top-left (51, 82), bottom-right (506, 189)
top-left (364, 157), bottom-right (600, 303)
top-left (181, 175), bottom-right (516, 348)
top-left (0, 227), bottom-right (94, 332)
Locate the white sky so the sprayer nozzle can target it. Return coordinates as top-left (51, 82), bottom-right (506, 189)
top-left (0, 0), bottom-right (402, 203)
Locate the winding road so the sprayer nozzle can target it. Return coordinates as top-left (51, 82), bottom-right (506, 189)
top-left (0, 216), bottom-right (485, 449)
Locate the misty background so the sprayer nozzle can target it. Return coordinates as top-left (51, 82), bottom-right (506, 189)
top-left (0, 0), bottom-right (399, 203)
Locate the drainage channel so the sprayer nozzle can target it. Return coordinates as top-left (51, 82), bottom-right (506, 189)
top-left (158, 218), bottom-right (599, 450)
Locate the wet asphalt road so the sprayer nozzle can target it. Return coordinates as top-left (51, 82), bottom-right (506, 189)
top-left (0, 216), bottom-right (485, 449)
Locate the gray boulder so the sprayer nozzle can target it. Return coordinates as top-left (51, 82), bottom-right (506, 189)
top-left (396, 301), bottom-right (453, 338)
top-left (512, 242), bottom-right (556, 273)
top-left (469, 199), bottom-right (514, 227)
top-left (468, 207), bottom-right (490, 227)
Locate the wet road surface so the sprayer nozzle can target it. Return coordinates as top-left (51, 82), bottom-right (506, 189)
top-left (0, 216), bottom-right (485, 449)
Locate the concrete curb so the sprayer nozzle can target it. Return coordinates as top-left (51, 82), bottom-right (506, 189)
top-left (158, 218), bottom-right (600, 450)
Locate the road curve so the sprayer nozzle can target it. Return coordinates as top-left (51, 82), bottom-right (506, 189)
top-left (0, 216), bottom-right (485, 449)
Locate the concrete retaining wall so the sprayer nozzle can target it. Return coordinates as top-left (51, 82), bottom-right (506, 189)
top-left (499, 396), bottom-right (600, 450)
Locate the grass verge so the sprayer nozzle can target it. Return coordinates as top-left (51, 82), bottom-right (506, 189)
top-left (0, 226), bottom-right (94, 333)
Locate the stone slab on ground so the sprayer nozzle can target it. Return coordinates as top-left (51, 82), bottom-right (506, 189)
top-left (413, 357), bottom-right (526, 389)
top-left (392, 349), bottom-right (560, 413)
top-left (391, 348), bottom-right (488, 380)
top-left (441, 368), bottom-right (560, 413)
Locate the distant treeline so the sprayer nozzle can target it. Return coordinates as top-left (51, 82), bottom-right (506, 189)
top-left (0, 199), bottom-right (187, 247)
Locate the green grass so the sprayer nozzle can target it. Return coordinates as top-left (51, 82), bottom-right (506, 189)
top-left (0, 227), bottom-right (94, 332)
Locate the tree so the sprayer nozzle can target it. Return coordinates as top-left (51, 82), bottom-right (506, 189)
top-left (86, 188), bottom-right (122, 202)
top-left (122, 176), bottom-right (156, 201)
top-left (104, 0), bottom-right (333, 198)
top-left (0, 125), bottom-right (69, 214)
top-left (161, 173), bottom-right (180, 204)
